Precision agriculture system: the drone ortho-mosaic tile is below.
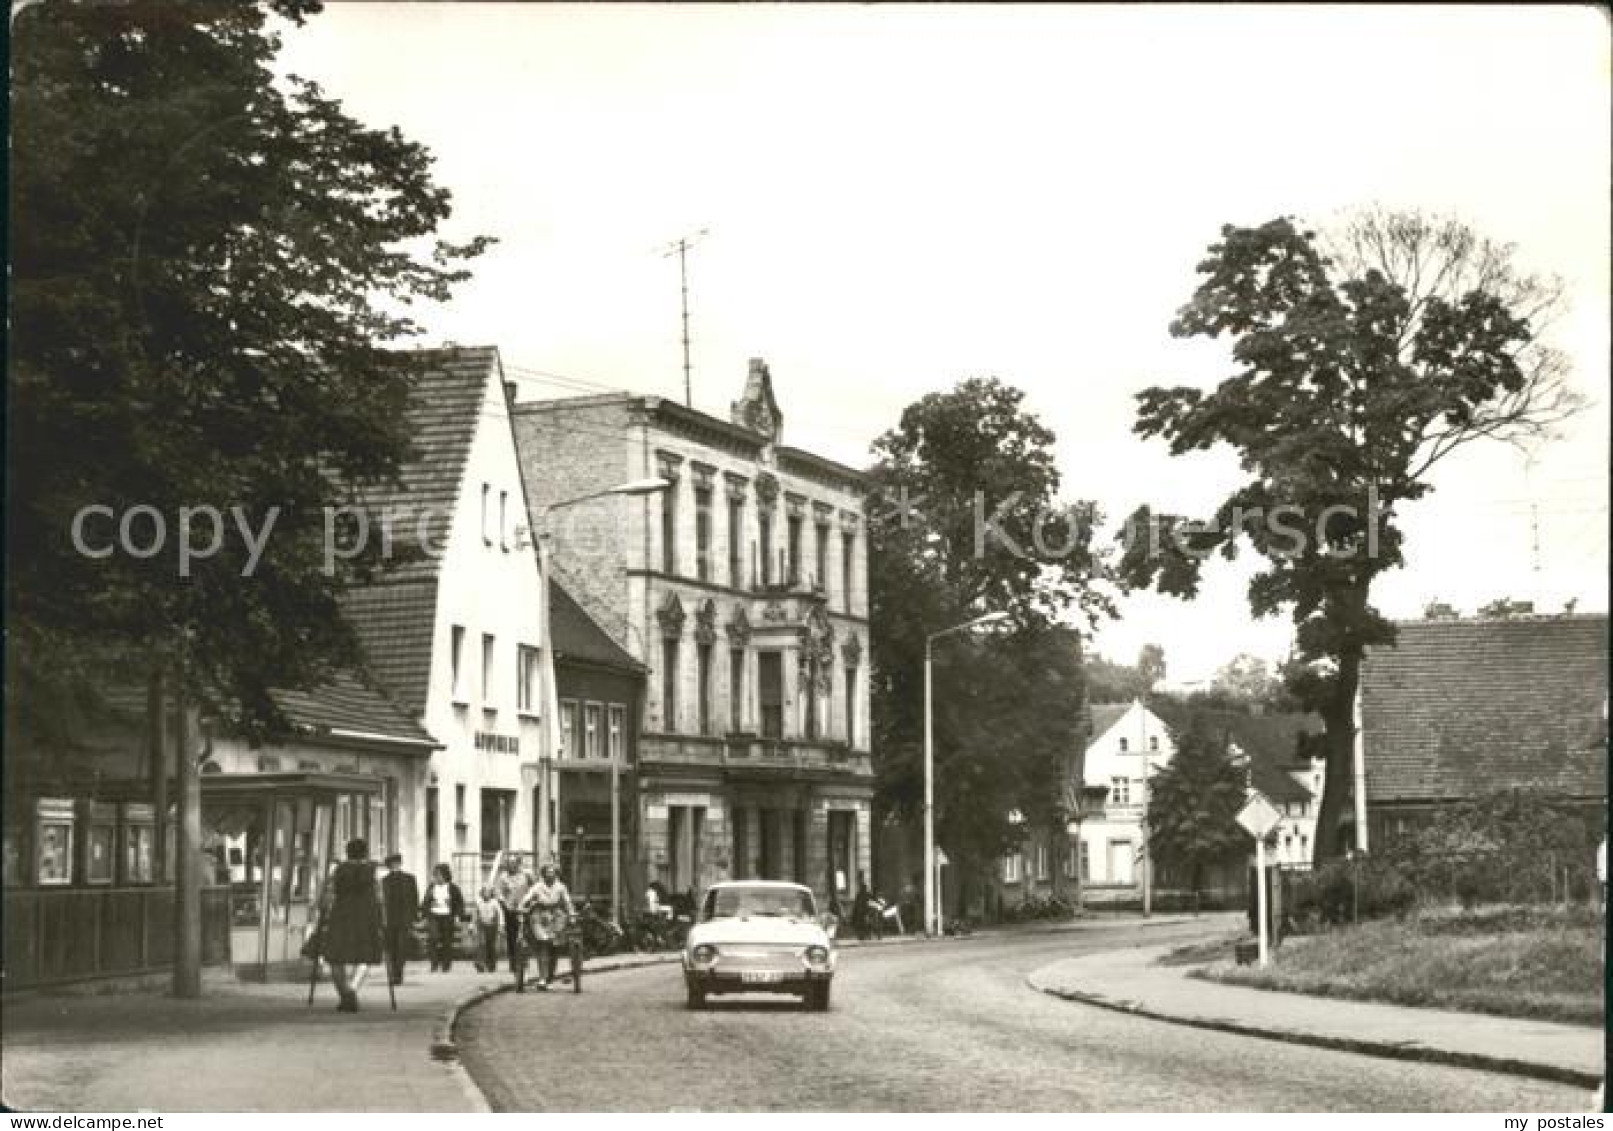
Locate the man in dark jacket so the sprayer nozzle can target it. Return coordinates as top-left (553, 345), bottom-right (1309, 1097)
top-left (380, 853), bottom-right (420, 986)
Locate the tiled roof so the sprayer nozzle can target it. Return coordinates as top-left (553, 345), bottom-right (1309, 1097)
top-left (339, 578), bottom-right (439, 716)
top-left (337, 346), bottom-right (502, 711)
top-left (270, 670), bottom-right (438, 749)
top-left (1086, 703), bottom-right (1131, 747)
top-left (347, 346), bottom-right (499, 581)
top-left (1360, 614), bottom-right (1608, 804)
top-left (551, 581), bottom-right (644, 675)
top-left (1151, 700), bottom-right (1321, 803)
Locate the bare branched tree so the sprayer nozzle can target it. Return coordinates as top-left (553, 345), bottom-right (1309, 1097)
top-left (1322, 206), bottom-right (1587, 480)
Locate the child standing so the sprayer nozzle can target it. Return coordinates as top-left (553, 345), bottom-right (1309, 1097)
top-left (474, 885), bottom-right (504, 973)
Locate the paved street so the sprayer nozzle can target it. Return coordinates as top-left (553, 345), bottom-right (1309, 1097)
top-left (457, 920), bottom-right (1590, 1112)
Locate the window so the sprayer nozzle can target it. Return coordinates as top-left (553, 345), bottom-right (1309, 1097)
top-left (759, 511), bottom-right (774, 585)
top-left (787, 514), bottom-right (802, 585)
top-left (695, 484), bottom-right (713, 582)
top-left (728, 496), bottom-right (745, 586)
top-left (499, 490), bottom-right (509, 551)
top-left (454, 783), bottom-right (467, 832)
top-left (1002, 852), bottom-right (1022, 883)
top-left (842, 531), bottom-right (855, 613)
top-left (450, 626), bottom-right (467, 702)
top-left (607, 705), bottom-right (625, 762)
top-left (668, 805), bottom-right (705, 891)
top-left (584, 703), bottom-right (602, 760)
top-left (815, 521), bottom-right (829, 590)
top-left (1110, 777), bottom-right (1131, 805)
top-left (758, 650), bottom-right (784, 739)
top-left (1079, 840), bottom-right (1090, 882)
top-left (729, 648), bottom-right (745, 733)
top-left (1118, 737), bottom-right (1129, 753)
top-left (1148, 735), bottom-right (1159, 752)
top-left (481, 483), bottom-right (492, 545)
top-left (697, 644), bottom-right (713, 735)
top-left (804, 661), bottom-right (819, 740)
top-left (661, 483), bottom-right (678, 575)
top-left (844, 662), bottom-right (858, 747)
top-left (560, 700), bottom-right (577, 757)
top-left (425, 786), bottom-right (439, 866)
top-left (662, 641), bottom-right (680, 731)
top-left (481, 633), bottom-right (496, 707)
top-left (517, 645), bottom-right (541, 715)
top-left (480, 789), bottom-right (514, 853)
top-left (1034, 842), bottom-right (1049, 880)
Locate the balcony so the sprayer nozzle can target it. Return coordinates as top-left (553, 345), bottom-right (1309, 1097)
top-left (638, 731), bottom-right (871, 779)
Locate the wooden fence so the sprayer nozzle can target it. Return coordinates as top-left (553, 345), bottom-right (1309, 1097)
top-left (3, 885), bottom-right (231, 990)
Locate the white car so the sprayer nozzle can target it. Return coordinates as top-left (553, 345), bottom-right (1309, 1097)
top-left (682, 881), bottom-right (836, 1011)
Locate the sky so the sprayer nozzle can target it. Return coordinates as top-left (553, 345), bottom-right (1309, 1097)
top-left (276, 3), bottom-right (1609, 685)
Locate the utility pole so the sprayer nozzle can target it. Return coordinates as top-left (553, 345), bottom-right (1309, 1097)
top-left (659, 229), bottom-right (709, 407)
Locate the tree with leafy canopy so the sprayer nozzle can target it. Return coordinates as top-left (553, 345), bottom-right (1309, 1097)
top-left (868, 378), bottom-right (1108, 904)
top-left (1117, 210), bottom-right (1583, 865)
top-left (7, 0), bottom-right (491, 740)
top-left (1144, 721), bottom-right (1249, 908)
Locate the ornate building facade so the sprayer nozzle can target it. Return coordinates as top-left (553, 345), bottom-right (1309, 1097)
top-left (512, 360), bottom-right (874, 907)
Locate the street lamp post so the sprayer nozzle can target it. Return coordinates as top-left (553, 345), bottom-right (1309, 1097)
top-left (537, 476), bottom-right (668, 925)
top-left (923, 610), bottom-right (1011, 937)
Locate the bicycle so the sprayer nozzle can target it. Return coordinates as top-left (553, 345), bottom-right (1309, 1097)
top-left (505, 907), bottom-right (533, 993)
top-left (522, 903), bottom-right (580, 991)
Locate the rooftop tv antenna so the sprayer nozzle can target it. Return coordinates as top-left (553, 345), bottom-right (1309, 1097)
top-left (659, 228), bottom-right (709, 407)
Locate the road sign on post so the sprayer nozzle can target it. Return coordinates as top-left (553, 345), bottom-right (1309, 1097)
top-left (1235, 791), bottom-right (1280, 967)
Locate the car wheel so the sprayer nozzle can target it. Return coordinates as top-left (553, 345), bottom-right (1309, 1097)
top-left (686, 982), bottom-right (707, 1011)
top-left (807, 983), bottom-right (830, 1012)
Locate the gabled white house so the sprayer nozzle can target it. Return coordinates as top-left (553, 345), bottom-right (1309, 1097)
top-left (342, 345), bottom-right (559, 882)
top-left (1077, 700), bottom-right (1174, 888)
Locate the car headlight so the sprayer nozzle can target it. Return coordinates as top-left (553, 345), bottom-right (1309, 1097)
top-left (803, 945), bottom-right (830, 968)
top-left (691, 944), bottom-right (718, 966)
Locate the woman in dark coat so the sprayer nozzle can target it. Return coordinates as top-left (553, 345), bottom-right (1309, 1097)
top-left (319, 837), bottom-right (384, 1012)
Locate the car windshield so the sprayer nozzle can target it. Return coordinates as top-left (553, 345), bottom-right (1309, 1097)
top-left (702, 886), bottom-right (817, 922)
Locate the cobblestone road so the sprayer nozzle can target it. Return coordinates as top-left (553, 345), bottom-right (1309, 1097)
top-left (457, 920), bottom-right (1590, 1112)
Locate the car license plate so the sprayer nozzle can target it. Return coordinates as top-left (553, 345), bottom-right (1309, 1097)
top-left (741, 970), bottom-right (784, 984)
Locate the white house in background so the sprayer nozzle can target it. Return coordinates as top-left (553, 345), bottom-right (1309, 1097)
top-left (340, 345), bottom-right (559, 883)
top-left (1064, 699), bottom-right (1325, 897)
top-left (1077, 700), bottom-right (1174, 889)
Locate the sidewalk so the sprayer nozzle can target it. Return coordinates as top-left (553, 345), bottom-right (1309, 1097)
top-left (1027, 942), bottom-right (1604, 1088)
top-left (0, 932), bottom-right (930, 1113)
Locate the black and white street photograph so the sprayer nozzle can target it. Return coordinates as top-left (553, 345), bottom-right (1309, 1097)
top-left (3, 2), bottom-right (1607, 1116)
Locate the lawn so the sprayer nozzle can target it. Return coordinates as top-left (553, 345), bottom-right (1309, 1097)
top-left (1191, 905), bottom-right (1604, 1026)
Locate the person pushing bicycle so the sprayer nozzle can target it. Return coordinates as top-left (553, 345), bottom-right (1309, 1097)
top-left (520, 861), bottom-right (575, 991)
top-left (495, 853), bottom-right (537, 989)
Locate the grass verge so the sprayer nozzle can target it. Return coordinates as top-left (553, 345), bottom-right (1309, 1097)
top-left (1192, 906), bottom-right (1603, 1026)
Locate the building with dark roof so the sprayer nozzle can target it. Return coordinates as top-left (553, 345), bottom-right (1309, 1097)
top-left (512, 359), bottom-right (874, 909)
top-left (1359, 613), bottom-right (1607, 847)
top-left (550, 580), bottom-right (645, 911)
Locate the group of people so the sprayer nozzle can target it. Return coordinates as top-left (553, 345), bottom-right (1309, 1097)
top-left (841, 873), bottom-right (920, 941)
top-left (312, 840), bottom-right (574, 1013)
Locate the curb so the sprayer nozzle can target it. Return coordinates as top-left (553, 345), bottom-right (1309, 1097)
top-left (433, 953), bottom-right (684, 1111)
top-left (1024, 969), bottom-right (1602, 1090)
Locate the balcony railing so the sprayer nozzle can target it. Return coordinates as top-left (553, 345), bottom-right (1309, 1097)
top-left (639, 732), bottom-right (870, 775)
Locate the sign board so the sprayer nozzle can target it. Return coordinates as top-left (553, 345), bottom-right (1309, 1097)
top-left (1235, 791), bottom-right (1281, 840)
